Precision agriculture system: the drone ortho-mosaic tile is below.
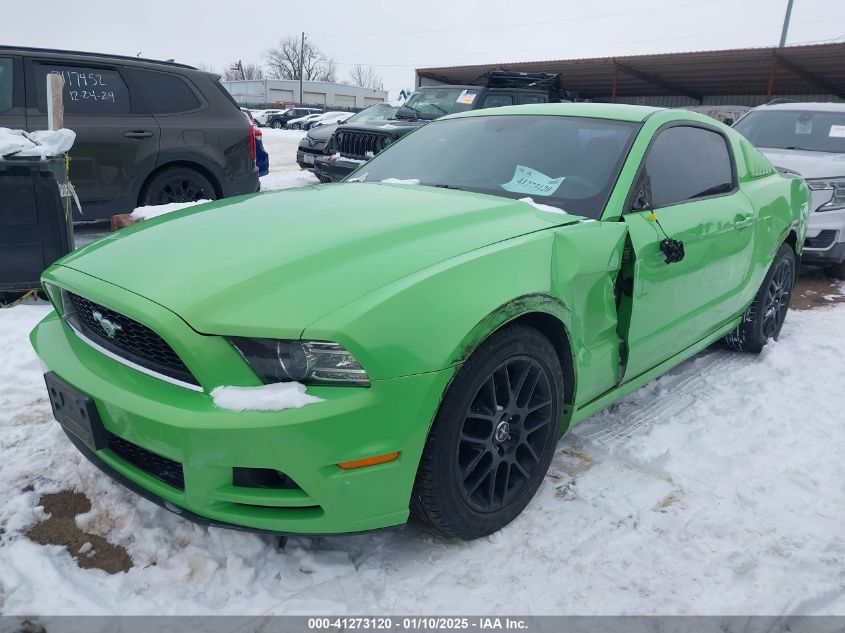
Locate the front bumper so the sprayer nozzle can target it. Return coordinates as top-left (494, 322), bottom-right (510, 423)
top-left (802, 206), bottom-right (845, 266)
top-left (31, 273), bottom-right (454, 535)
top-left (313, 156), bottom-right (363, 183)
top-left (296, 149), bottom-right (322, 170)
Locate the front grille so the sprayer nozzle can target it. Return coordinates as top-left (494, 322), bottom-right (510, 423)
top-left (805, 230), bottom-right (837, 250)
top-left (334, 130), bottom-right (392, 159)
top-left (65, 292), bottom-right (198, 386)
top-left (107, 433), bottom-right (185, 490)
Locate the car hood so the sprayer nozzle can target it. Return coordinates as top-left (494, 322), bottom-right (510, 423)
top-left (304, 123), bottom-right (338, 143)
top-left (59, 183), bottom-right (583, 335)
top-left (758, 148), bottom-right (845, 179)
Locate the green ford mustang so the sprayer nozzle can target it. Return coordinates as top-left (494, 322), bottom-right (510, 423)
top-left (31, 104), bottom-right (809, 539)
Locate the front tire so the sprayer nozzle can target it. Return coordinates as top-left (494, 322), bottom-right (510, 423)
top-left (725, 243), bottom-right (795, 353)
top-left (271, 120), bottom-right (283, 129)
top-left (291, 123), bottom-right (301, 130)
top-left (411, 324), bottom-right (564, 539)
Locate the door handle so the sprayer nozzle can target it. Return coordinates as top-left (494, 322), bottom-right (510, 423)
top-left (124, 130), bottom-right (153, 139)
top-left (734, 216), bottom-right (755, 229)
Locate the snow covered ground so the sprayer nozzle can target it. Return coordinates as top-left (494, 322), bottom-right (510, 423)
top-left (2, 138), bottom-right (845, 615)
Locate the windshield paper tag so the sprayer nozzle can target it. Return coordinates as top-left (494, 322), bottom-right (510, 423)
top-left (829, 125), bottom-right (845, 138)
top-left (501, 165), bottom-right (565, 197)
top-left (456, 90), bottom-right (476, 105)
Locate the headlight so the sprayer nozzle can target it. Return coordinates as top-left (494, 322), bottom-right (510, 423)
top-left (807, 177), bottom-right (845, 211)
top-left (230, 338), bottom-right (370, 387)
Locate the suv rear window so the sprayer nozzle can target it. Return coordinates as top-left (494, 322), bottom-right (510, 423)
top-left (129, 69), bottom-right (201, 114)
top-left (0, 58), bottom-right (13, 112)
top-left (35, 63), bottom-right (130, 115)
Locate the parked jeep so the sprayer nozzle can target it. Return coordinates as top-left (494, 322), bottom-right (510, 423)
top-left (0, 46), bottom-right (259, 223)
top-left (297, 103), bottom-right (398, 172)
top-left (734, 102), bottom-right (845, 277)
top-left (314, 72), bottom-right (574, 182)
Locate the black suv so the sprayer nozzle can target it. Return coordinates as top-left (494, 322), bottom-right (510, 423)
top-left (0, 46), bottom-right (259, 222)
top-left (266, 107), bottom-right (323, 130)
top-left (314, 72), bottom-right (575, 182)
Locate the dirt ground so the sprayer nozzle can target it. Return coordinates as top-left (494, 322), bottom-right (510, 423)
top-left (791, 266), bottom-right (845, 310)
top-left (25, 490), bottom-right (132, 575)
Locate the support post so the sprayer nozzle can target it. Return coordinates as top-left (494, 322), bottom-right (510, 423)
top-left (779, 0), bottom-right (795, 48)
top-left (299, 31), bottom-right (305, 105)
top-left (46, 73), bottom-right (64, 131)
top-left (766, 55), bottom-right (778, 102)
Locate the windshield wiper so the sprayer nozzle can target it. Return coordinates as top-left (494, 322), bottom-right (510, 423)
top-left (428, 103), bottom-right (448, 116)
top-left (397, 104), bottom-right (422, 120)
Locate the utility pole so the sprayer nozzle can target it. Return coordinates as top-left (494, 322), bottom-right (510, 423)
top-left (299, 31), bottom-right (306, 105)
top-left (779, 0), bottom-right (794, 48)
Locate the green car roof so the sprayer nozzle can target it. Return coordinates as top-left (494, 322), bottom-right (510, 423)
top-left (449, 102), bottom-right (664, 122)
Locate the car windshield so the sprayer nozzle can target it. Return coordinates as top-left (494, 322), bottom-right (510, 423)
top-left (348, 104), bottom-right (399, 124)
top-left (734, 110), bottom-right (845, 153)
top-left (397, 87), bottom-right (481, 120)
top-left (350, 114), bottom-right (639, 219)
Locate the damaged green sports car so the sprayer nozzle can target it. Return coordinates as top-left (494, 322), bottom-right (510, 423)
top-left (31, 104), bottom-right (809, 539)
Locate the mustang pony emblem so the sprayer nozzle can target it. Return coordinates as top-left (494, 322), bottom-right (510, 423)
top-left (92, 311), bottom-right (122, 339)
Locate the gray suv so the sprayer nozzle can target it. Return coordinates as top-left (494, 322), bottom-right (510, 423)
top-left (734, 102), bottom-right (845, 277)
top-left (0, 46), bottom-right (259, 222)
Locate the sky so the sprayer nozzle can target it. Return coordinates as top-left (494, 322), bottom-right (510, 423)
top-left (2, 0), bottom-right (843, 97)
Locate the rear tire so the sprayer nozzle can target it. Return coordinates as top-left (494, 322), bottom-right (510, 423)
top-left (139, 167), bottom-right (216, 207)
top-left (272, 120), bottom-right (283, 129)
top-left (725, 243), bottom-right (795, 353)
top-left (411, 324), bottom-right (564, 539)
top-left (291, 123), bottom-right (301, 130)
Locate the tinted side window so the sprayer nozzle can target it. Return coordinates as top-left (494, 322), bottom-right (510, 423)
top-left (0, 58), bottom-right (13, 112)
top-left (520, 94), bottom-right (545, 104)
top-left (645, 126), bottom-right (734, 207)
top-left (482, 94), bottom-right (513, 109)
top-left (35, 64), bottom-right (130, 115)
top-left (129, 69), bottom-right (201, 114)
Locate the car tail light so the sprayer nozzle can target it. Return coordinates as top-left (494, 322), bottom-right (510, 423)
top-left (248, 124), bottom-right (257, 164)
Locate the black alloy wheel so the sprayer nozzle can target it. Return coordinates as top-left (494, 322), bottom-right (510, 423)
top-left (458, 357), bottom-right (554, 513)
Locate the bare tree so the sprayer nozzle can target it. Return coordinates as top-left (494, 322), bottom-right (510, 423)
top-left (222, 62), bottom-right (265, 81)
top-left (263, 36), bottom-right (337, 82)
top-left (348, 65), bottom-right (383, 91)
top-left (197, 61), bottom-right (215, 73)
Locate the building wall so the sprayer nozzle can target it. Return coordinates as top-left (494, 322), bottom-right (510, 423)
top-left (222, 79), bottom-right (388, 109)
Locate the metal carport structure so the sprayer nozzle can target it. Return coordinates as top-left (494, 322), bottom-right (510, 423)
top-left (415, 42), bottom-right (845, 107)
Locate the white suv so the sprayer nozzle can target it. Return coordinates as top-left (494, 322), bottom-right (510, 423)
top-left (734, 102), bottom-right (845, 277)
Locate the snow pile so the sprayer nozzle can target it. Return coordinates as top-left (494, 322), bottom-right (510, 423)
top-left (258, 128), bottom-right (319, 191)
top-left (3, 298), bottom-right (845, 615)
top-left (0, 128), bottom-right (75, 159)
top-left (129, 200), bottom-right (211, 221)
top-left (519, 197), bottom-right (567, 215)
top-left (381, 178), bottom-right (420, 185)
top-left (210, 383), bottom-right (322, 412)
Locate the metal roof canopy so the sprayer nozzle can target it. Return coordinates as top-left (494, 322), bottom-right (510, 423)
top-left (416, 43), bottom-right (845, 103)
